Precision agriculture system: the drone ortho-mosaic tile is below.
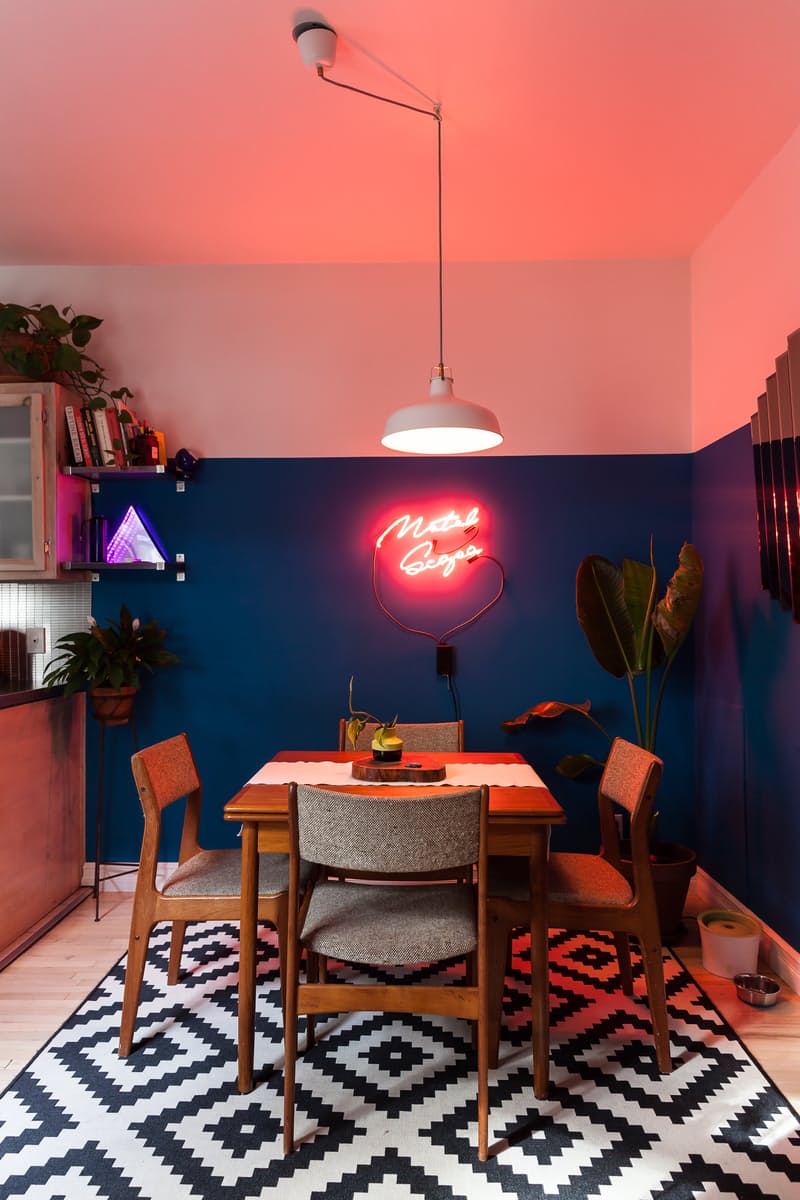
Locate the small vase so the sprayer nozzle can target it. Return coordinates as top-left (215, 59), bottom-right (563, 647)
top-left (89, 686), bottom-right (137, 726)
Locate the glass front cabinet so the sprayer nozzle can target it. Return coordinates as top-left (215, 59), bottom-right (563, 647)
top-left (0, 382), bottom-right (88, 579)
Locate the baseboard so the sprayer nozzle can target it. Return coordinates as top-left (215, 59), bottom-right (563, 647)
top-left (82, 862), bottom-right (177, 891)
top-left (0, 887), bottom-right (92, 971)
top-left (689, 867), bottom-right (800, 995)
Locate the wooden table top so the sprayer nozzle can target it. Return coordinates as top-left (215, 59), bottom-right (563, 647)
top-left (223, 750), bottom-right (566, 825)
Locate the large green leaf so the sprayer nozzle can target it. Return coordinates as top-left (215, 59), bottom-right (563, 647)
top-left (622, 557), bottom-right (665, 672)
top-left (576, 556), bottom-right (634, 678)
top-left (35, 304), bottom-right (72, 336)
top-left (652, 542), bottom-right (704, 658)
top-left (555, 753), bottom-right (605, 778)
top-left (502, 699), bottom-right (592, 731)
top-left (51, 343), bottom-right (83, 372)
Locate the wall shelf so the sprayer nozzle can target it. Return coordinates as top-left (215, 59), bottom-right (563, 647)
top-left (63, 465), bottom-right (187, 493)
top-left (60, 554), bottom-right (186, 582)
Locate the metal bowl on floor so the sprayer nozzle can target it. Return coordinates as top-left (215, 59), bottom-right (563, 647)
top-left (733, 973), bottom-right (780, 1007)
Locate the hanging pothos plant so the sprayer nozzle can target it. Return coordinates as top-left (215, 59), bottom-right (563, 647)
top-left (0, 301), bottom-right (136, 460)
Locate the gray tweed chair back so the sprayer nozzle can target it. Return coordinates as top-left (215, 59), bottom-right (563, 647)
top-left (338, 719), bottom-right (464, 752)
top-left (293, 784), bottom-right (482, 874)
top-left (599, 737), bottom-right (662, 818)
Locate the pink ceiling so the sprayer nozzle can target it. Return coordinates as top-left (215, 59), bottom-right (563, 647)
top-left (4, 0), bottom-right (800, 266)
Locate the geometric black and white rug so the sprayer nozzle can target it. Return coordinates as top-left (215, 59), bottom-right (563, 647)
top-left (1, 923), bottom-right (799, 1199)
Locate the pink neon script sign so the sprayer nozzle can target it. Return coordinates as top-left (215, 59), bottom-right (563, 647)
top-left (376, 506), bottom-right (483, 578)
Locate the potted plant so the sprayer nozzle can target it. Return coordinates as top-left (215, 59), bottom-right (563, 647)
top-left (345, 676), bottom-right (403, 762)
top-left (42, 603), bottom-right (179, 725)
top-left (503, 541), bottom-right (704, 938)
top-left (0, 301), bottom-right (137, 463)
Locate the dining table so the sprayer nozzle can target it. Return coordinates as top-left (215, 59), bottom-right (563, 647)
top-left (223, 749), bottom-right (566, 1098)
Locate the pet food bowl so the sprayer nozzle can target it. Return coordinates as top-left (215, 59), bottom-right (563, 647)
top-left (733, 973), bottom-right (780, 1007)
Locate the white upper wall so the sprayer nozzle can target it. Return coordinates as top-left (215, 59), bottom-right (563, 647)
top-left (0, 259), bottom-right (690, 457)
top-left (692, 124), bottom-right (800, 451)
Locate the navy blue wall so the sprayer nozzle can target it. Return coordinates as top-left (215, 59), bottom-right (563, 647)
top-left (89, 454), bottom-right (695, 869)
top-left (693, 425), bottom-right (800, 949)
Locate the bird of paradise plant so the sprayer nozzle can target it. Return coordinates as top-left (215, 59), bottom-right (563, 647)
top-left (503, 541), bottom-right (704, 779)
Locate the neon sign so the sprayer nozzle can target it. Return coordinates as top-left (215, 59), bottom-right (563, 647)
top-left (376, 506), bottom-right (483, 579)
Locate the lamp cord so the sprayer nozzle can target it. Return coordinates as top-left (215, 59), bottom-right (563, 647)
top-left (318, 66), bottom-right (444, 373)
top-left (436, 112), bottom-right (443, 371)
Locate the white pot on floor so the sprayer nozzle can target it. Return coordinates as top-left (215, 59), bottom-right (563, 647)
top-left (698, 909), bottom-right (761, 978)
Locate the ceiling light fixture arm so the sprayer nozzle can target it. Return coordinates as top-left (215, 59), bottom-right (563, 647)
top-left (316, 65), bottom-right (440, 123)
top-left (316, 68), bottom-right (445, 372)
top-left (294, 17), bottom-right (502, 453)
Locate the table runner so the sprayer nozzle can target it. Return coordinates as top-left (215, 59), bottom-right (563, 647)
top-left (246, 760), bottom-right (546, 788)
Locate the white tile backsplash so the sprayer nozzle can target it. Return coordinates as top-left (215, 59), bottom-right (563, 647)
top-left (0, 582), bottom-right (92, 687)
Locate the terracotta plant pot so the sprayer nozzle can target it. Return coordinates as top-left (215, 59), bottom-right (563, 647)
top-left (89, 686), bottom-right (137, 726)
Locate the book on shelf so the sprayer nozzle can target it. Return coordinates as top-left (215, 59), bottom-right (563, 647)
top-left (80, 406), bottom-right (102, 466)
top-left (91, 406), bottom-right (116, 467)
top-left (73, 408), bottom-right (92, 466)
top-left (112, 395), bottom-right (142, 460)
top-left (63, 405), bottom-right (84, 466)
top-left (103, 404), bottom-right (125, 466)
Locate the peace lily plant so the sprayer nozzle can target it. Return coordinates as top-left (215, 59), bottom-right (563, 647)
top-left (42, 604), bottom-right (179, 696)
top-left (346, 676), bottom-right (403, 761)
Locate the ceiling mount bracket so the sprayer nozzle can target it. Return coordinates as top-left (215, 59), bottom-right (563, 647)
top-left (292, 20), bottom-right (337, 70)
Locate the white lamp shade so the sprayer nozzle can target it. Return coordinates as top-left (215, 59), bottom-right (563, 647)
top-left (381, 375), bottom-right (503, 455)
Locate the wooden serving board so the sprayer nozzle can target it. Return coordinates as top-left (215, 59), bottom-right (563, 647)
top-left (351, 758), bottom-right (447, 783)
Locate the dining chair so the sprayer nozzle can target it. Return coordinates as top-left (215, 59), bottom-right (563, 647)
top-left (118, 732), bottom-right (315, 1057)
top-left (337, 718), bottom-right (464, 752)
top-left (283, 781), bottom-right (490, 1159)
top-left (486, 737), bottom-right (671, 1072)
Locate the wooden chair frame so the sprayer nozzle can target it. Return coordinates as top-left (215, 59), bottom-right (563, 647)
top-left (119, 732), bottom-right (297, 1057)
top-left (487, 737), bottom-right (671, 1073)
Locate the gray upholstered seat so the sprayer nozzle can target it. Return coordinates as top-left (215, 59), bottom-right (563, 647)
top-left (164, 848), bottom-right (315, 898)
top-left (487, 852), bottom-right (634, 907)
top-left (301, 880), bottom-right (477, 963)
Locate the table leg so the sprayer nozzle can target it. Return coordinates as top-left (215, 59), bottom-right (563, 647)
top-left (529, 827), bottom-right (550, 1099)
top-left (238, 822), bottom-right (258, 1093)
top-left (93, 722), bottom-right (106, 922)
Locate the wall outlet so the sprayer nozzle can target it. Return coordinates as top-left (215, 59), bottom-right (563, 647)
top-left (26, 627), bottom-right (46, 654)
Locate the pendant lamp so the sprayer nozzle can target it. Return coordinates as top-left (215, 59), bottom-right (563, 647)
top-left (293, 20), bottom-right (503, 455)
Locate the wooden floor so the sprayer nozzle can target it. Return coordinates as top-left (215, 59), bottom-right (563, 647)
top-left (1, 889), bottom-right (799, 1106)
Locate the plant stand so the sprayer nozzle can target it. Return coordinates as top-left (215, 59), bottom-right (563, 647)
top-left (92, 708), bottom-right (138, 921)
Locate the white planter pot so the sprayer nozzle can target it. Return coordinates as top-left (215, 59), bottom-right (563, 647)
top-left (698, 909), bottom-right (760, 978)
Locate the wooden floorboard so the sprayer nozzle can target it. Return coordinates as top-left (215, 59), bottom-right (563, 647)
top-left (1, 890), bottom-right (798, 1106)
